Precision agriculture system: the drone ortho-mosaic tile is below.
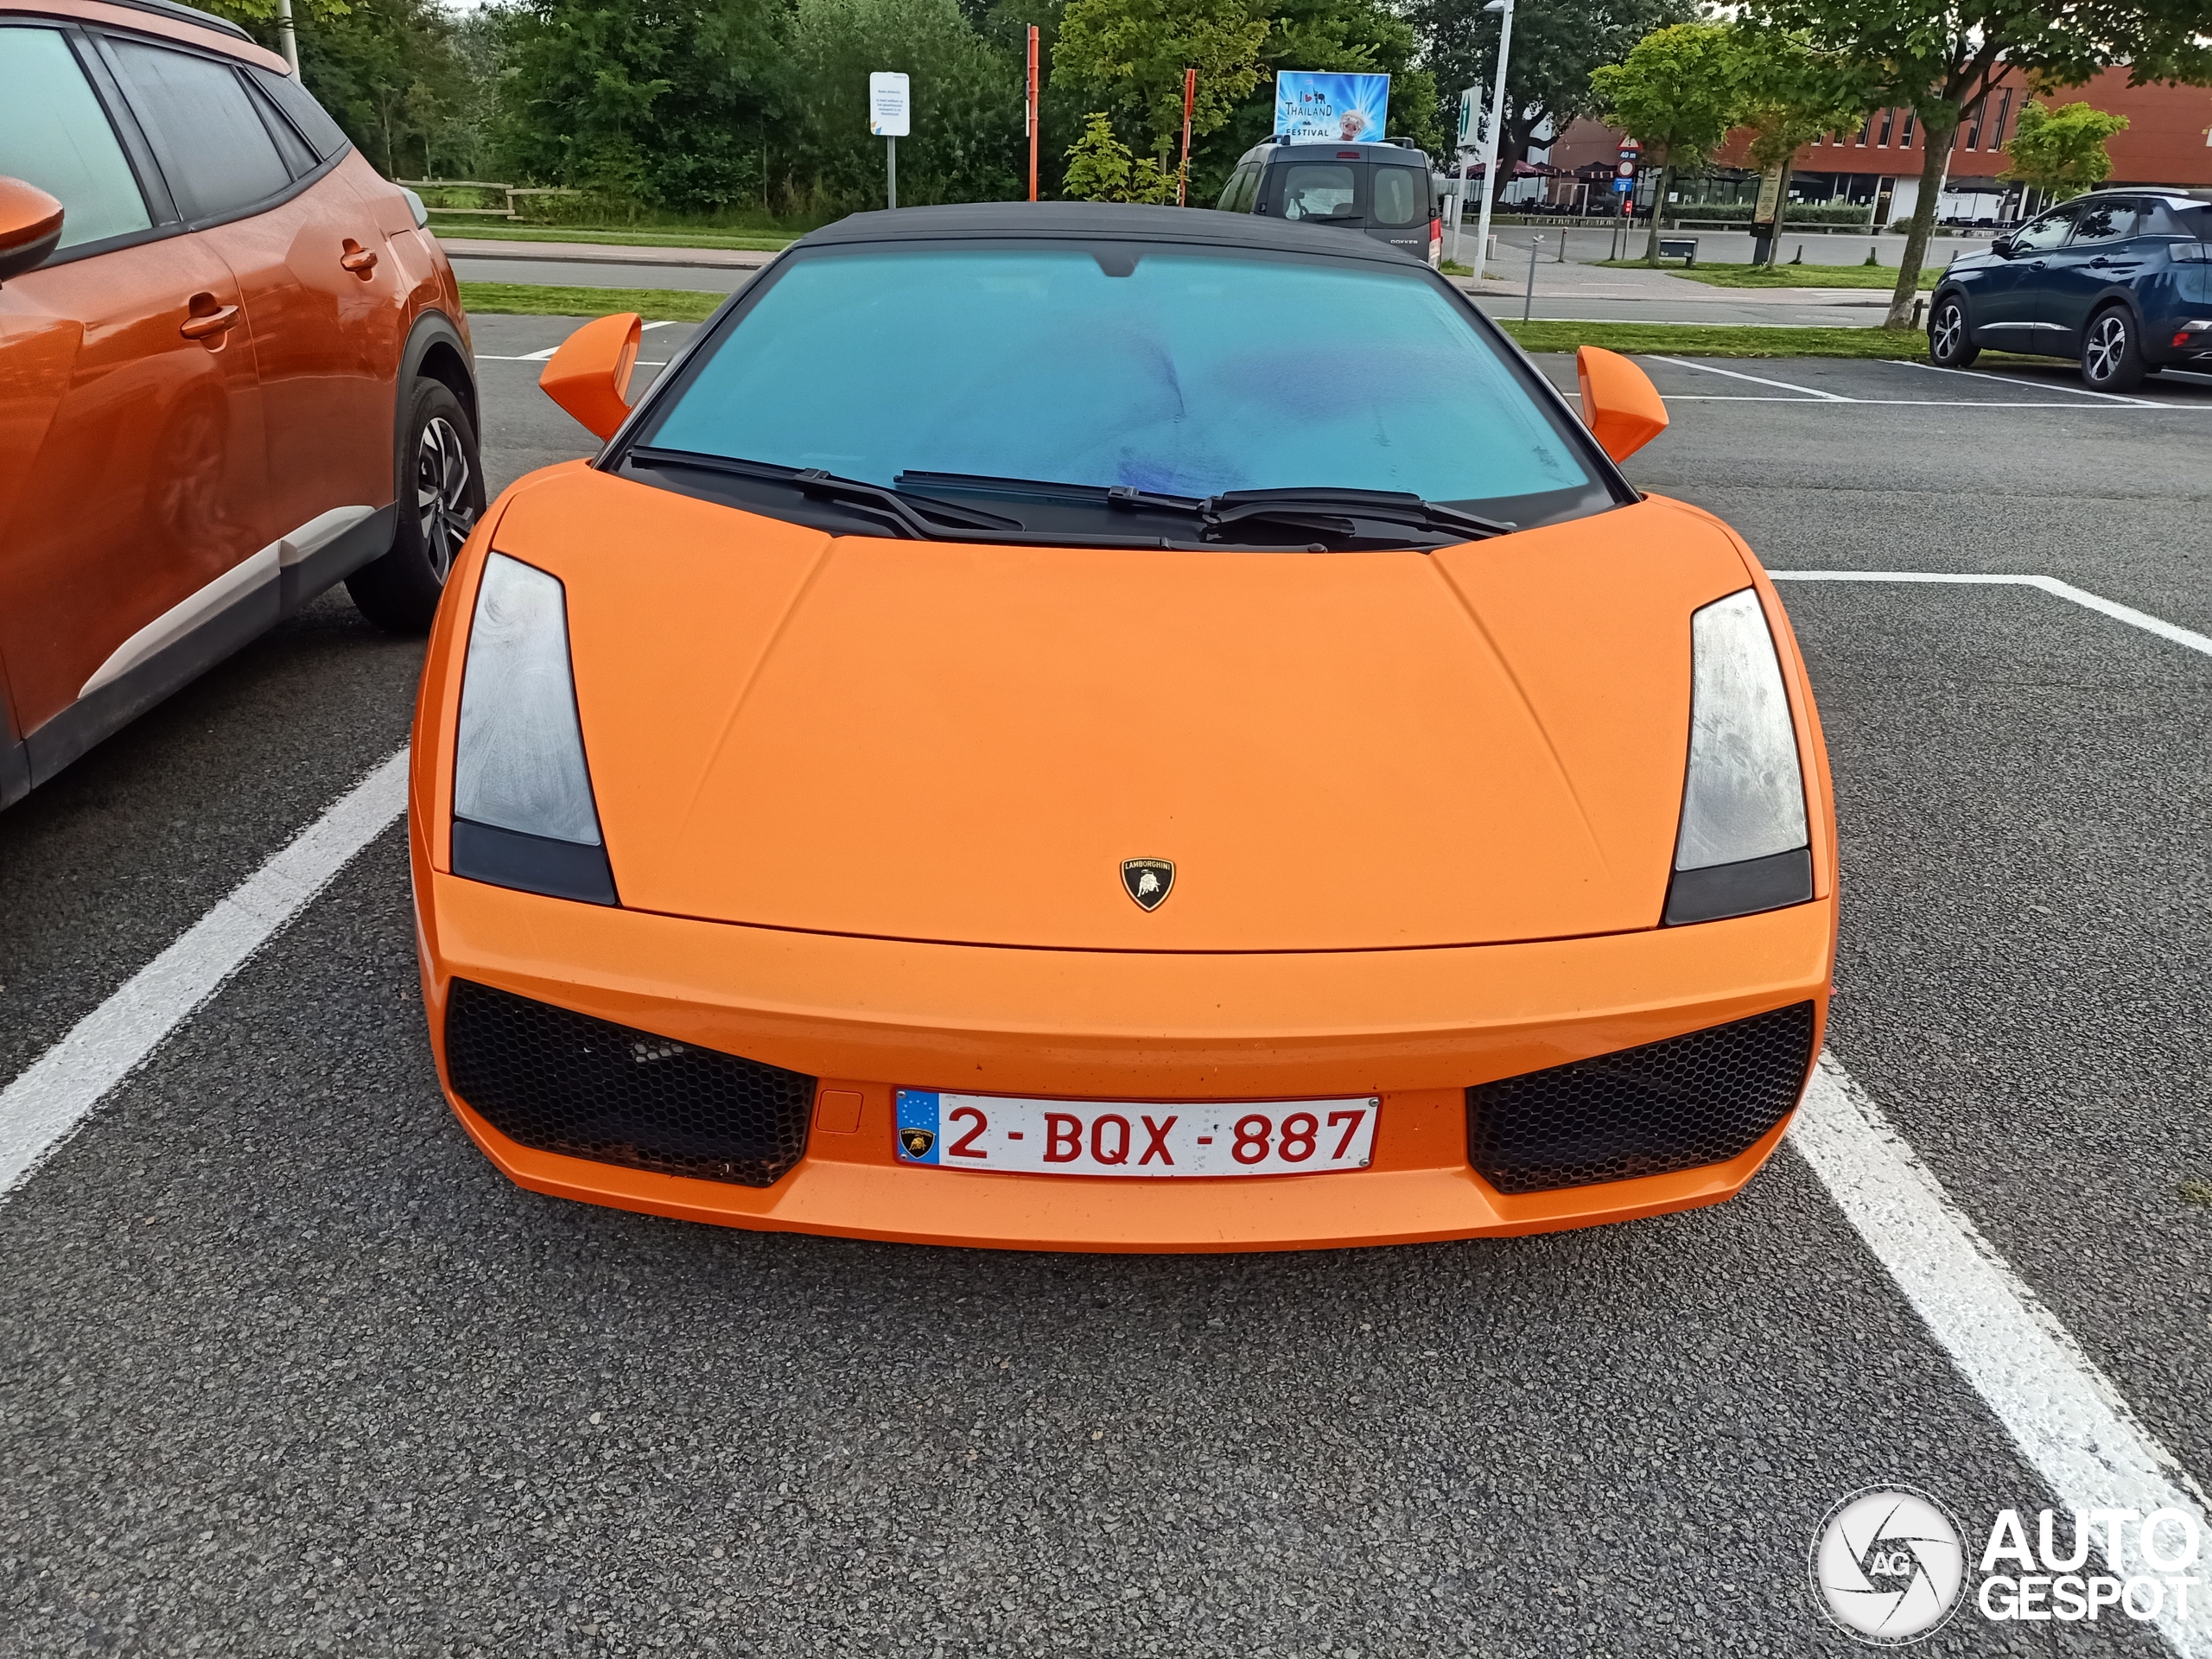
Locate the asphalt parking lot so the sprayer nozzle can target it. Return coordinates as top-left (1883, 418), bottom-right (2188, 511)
top-left (2, 315), bottom-right (2207, 1657)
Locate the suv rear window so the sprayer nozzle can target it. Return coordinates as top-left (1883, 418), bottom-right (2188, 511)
top-left (248, 65), bottom-right (350, 160)
top-left (107, 39), bottom-right (289, 221)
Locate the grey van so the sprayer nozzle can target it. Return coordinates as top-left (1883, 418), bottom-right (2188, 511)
top-left (1214, 137), bottom-right (1446, 265)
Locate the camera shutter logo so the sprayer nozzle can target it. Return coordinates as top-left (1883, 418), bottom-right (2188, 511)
top-left (1810, 1486), bottom-right (1967, 1645)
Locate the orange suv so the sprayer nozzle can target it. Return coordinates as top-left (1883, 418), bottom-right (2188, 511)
top-left (0, 0), bottom-right (480, 805)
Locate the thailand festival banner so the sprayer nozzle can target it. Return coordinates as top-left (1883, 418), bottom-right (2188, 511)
top-left (1274, 72), bottom-right (1391, 144)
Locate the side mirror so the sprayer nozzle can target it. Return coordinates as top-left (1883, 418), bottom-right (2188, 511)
top-left (539, 311), bottom-right (642, 441)
top-left (1992, 234), bottom-right (2016, 257)
top-left (1575, 346), bottom-right (1668, 464)
top-left (0, 176), bottom-right (64, 285)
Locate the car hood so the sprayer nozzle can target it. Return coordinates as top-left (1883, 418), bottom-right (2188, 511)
top-left (486, 470), bottom-right (1759, 951)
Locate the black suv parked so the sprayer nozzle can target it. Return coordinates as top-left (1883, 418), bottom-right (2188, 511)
top-left (1928, 189), bottom-right (2212, 391)
top-left (1214, 138), bottom-right (1446, 265)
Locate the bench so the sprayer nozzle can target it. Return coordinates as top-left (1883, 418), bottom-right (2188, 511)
top-left (1657, 237), bottom-right (1700, 267)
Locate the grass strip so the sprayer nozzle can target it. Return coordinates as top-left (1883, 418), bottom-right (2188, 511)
top-left (433, 220), bottom-right (795, 253)
top-left (1592, 258), bottom-right (1942, 291)
top-left (1499, 321), bottom-right (1939, 359)
top-left (457, 282), bottom-right (729, 322)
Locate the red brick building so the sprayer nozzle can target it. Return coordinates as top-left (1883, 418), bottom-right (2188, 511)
top-left (1537, 69), bottom-right (2212, 226)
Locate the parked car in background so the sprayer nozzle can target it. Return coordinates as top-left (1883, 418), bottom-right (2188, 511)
top-left (1928, 188), bottom-right (2212, 391)
top-left (0, 0), bottom-right (480, 808)
top-left (1215, 137), bottom-right (1445, 266)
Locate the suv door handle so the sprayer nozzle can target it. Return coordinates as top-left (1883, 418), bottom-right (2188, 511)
top-left (340, 238), bottom-right (378, 277)
top-left (179, 296), bottom-right (239, 340)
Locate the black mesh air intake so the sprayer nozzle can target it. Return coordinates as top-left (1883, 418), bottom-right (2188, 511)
top-left (1466, 1002), bottom-right (1816, 1194)
top-left (443, 979), bottom-right (816, 1186)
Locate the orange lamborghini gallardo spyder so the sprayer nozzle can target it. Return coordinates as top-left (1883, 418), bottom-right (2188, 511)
top-left (409, 203), bottom-right (1838, 1252)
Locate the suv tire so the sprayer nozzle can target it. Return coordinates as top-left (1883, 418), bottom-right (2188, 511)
top-left (1928, 296), bottom-right (1978, 368)
top-left (2080, 306), bottom-right (2145, 393)
top-left (348, 378), bottom-right (485, 632)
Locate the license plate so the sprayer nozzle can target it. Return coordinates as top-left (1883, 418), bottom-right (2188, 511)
top-left (893, 1090), bottom-right (1378, 1178)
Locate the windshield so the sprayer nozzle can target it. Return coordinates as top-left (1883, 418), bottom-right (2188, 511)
top-left (629, 243), bottom-right (1610, 542)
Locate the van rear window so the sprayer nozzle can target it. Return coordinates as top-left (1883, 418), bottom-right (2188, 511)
top-left (1278, 163), bottom-right (1357, 221)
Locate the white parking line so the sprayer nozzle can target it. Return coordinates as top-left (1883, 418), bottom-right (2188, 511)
top-left (0, 750), bottom-right (409, 1200)
top-left (1648, 355), bottom-right (1853, 400)
top-left (1769, 570), bottom-right (2212, 659)
top-left (1793, 1059), bottom-right (2210, 1658)
top-left (1564, 393), bottom-right (2206, 408)
top-left (1898, 358), bottom-right (2162, 406)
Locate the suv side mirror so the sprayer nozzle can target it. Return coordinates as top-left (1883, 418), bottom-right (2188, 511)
top-left (0, 177), bottom-right (64, 285)
top-left (539, 311), bottom-right (642, 440)
top-left (1575, 346), bottom-right (1668, 463)
top-left (1991, 233), bottom-right (2016, 257)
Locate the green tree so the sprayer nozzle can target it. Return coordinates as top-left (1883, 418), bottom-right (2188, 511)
top-left (785, 0), bottom-right (1023, 212)
top-left (1402, 0), bottom-right (1690, 210)
top-left (2001, 99), bottom-right (2130, 200)
top-left (1742, 0), bottom-right (2212, 328)
top-left (1589, 22), bottom-right (1747, 264)
top-left (495, 0), bottom-right (784, 213)
top-left (208, 0), bottom-right (478, 180)
top-left (1061, 110), bottom-right (1176, 200)
top-left (1050, 0), bottom-right (1267, 168)
top-left (1735, 28), bottom-right (1866, 263)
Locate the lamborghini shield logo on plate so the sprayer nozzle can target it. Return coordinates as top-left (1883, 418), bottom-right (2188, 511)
top-left (899, 1127), bottom-right (936, 1159)
top-left (1121, 858), bottom-right (1175, 911)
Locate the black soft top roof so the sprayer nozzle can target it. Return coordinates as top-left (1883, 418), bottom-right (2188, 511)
top-left (795, 201), bottom-right (1423, 265)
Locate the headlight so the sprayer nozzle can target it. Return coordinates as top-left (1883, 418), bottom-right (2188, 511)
top-left (1665, 588), bottom-right (1812, 925)
top-left (451, 553), bottom-right (617, 904)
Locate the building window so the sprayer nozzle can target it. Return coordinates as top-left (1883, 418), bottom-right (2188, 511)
top-left (1964, 99), bottom-right (1985, 149)
top-left (1878, 108), bottom-right (1895, 146)
top-left (1855, 118), bottom-right (1872, 146)
top-left (1900, 110), bottom-right (1916, 147)
top-left (1989, 88), bottom-right (2013, 150)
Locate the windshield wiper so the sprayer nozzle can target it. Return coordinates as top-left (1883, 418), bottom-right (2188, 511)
top-left (894, 474), bottom-right (1515, 550)
top-left (626, 448), bottom-right (1021, 539)
top-left (893, 470), bottom-right (1202, 512)
top-left (1199, 489), bottom-right (1514, 548)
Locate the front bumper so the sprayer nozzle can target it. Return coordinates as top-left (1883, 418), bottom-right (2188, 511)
top-left (411, 823), bottom-right (1835, 1252)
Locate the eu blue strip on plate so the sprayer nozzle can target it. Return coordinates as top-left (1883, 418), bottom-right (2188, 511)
top-left (894, 1090), bottom-right (941, 1163)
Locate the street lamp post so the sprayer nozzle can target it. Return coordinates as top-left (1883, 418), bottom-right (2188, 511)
top-left (1471, 0), bottom-right (1515, 281)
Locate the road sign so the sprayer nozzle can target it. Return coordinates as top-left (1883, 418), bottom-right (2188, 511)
top-left (1618, 140), bottom-right (1641, 159)
top-left (1613, 177), bottom-right (1634, 193)
top-left (868, 71), bottom-right (910, 137)
top-left (1458, 85), bottom-right (1481, 147)
top-left (1616, 160), bottom-right (1636, 177)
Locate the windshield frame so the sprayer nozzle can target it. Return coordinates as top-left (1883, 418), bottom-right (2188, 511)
top-left (598, 231), bottom-right (1638, 544)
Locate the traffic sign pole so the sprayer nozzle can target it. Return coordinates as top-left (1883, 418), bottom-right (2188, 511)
top-left (868, 71), bottom-right (911, 212)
